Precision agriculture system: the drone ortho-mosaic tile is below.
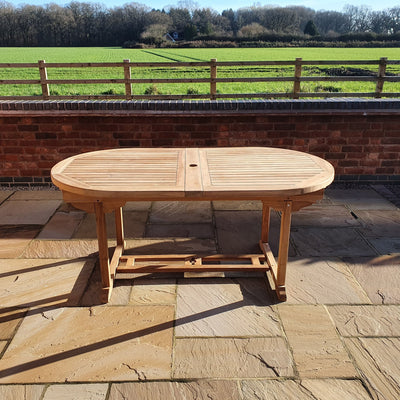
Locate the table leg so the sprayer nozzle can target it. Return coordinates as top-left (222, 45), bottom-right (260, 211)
top-left (276, 200), bottom-right (292, 301)
top-left (261, 202), bottom-right (271, 243)
top-left (115, 206), bottom-right (125, 249)
top-left (94, 201), bottom-right (113, 303)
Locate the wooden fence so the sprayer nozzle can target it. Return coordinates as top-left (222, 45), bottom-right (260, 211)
top-left (0, 57), bottom-right (399, 100)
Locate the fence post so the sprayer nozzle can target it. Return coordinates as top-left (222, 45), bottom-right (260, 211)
top-left (123, 59), bottom-right (132, 100)
top-left (375, 57), bottom-right (387, 98)
top-left (293, 58), bottom-right (302, 99)
top-left (38, 60), bottom-right (50, 100)
top-left (210, 58), bottom-right (217, 100)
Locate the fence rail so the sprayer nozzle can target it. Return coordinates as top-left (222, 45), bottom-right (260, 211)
top-left (0, 57), bottom-right (399, 100)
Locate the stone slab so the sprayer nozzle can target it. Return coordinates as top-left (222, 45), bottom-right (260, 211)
top-left (175, 278), bottom-right (280, 337)
top-left (0, 225), bottom-right (41, 258)
top-left (0, 306), bottom-right (174, 383)
top-left (285, 258), bottom-right (370, 304)
top-left (107, 281), bottom-right (132, 306)
top-left (130, 279), bottom-right (176, 305)
top-left (328, 305), bottom-right (400, 337)
top-left (345, 337), bottom-right (400, 400)
top-left (0, 191), bottom-right (13, 204)
top-left (38, 211), bottom-right (85, 239)
top-left (344, 256), bottom-right (400, 304)
top-left (212, 200), bottom-right (262, 211)
top-left (0, 259), bottom-right (94, 309)
top-left (43, 383), bottom-right (108, 400)
top-left (291, 227), bottom-right (375, 257)
top-left (0, 384), bottom-right (45, 400)
top-left (368, 237), bottom-right (400, 255)
top-left (124, 238), bottom-right (216, 255)
top-left (22, 239), bottom-right (104, 259)
top-left (291, 205), bottom-right (359, 227)
top-left (241, 379), bottom-right (371, 400)
top-left (146, 223), bottom-right (214, 239)
top-left (356, 210), bottom-right (400, 237)
top-left (215, 210), bottom-right (287, 255)
top-left (124, 201), bottom-right (151, 211)
top-left (0, 308), bottom-right (27, 340)
top-left (10, 191), bottom-right (63, 201)
top-left (0, 200), bottom-right (61, 225)
top-left (109, 381), bottom-right (241, 400)
top-left (173, 337), bottom-right (294, 379)
top-left (326, 188), bottom-right (397, 210)
top-left (278, 305), bottom-right (357, 378)
top-left (0, 341), bottom-right (6, 354)
top-left (73, 211), bottom-right (147, 239)
top-left (149, 201), bottom-right (212, 224)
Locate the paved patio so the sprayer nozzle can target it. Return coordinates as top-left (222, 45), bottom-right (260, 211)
top-left (0, 184), bottom-right (399, 399)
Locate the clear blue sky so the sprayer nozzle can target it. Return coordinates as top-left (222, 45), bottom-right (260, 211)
top-left (7, 0), bottom-right (400, 12)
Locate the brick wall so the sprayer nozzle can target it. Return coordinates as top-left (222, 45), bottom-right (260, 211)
top-left (0, 100), bottom-right (399, 186)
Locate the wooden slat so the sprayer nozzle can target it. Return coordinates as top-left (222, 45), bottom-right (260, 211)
top-left (117, 262), bottom-right (269, 273)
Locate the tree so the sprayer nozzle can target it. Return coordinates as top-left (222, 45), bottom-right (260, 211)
top-left (238, 22), bottom-right (268, 37)
top-left (314, 11), bottom-right (349, 35)
top-left (304, 20), bottom-right (318, 36)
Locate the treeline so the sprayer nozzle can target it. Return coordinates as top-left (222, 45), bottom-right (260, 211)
top-left (1, 1), bottom-right (400, 47)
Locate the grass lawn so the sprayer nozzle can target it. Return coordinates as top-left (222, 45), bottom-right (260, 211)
top-left (0, 47), bottom-right (399, 98)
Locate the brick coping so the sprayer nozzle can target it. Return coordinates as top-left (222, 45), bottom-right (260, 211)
top-left (0, 98), bottom-right (400, 114)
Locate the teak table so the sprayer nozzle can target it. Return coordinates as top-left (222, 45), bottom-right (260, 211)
top-left (51, 147), bottom-right (334, 303)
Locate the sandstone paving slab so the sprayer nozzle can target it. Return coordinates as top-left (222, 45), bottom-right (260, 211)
top-left (241, 379), bottom-right (372, 400)
top-left (150, 201), bottom-right (212, 224)
top-left (175, 278), bottom-right (280, 337)
top-left (0, 200), bottom-right (61, 225)
top-left (285, 258), bottom-right (370, 304)
top-left (367, 237), bottom-right (400, 255)
top-left (0, 191), bottom-right (13, 204)
top-left (278, 304), bottom-right (357, 378)
top-left (106, 281), bottom-right (132, 306)
top-left (146, 223), bottom-right (214, 239)
top-left (43, 383), bottom-right (108, 400)
top-left (22, 239), bottom-right (105, 258)
top-left (0, 384), bottom-right (45, 400)
top-left (124, 201), bottom-right (151, 211)
top-left (0, 225), bottom-right (41, 258)
top-left (73, 211), bottom-right (147, 239)
top-left (212, 200), bottom-right (262, 211)
top-left (124, 238), bottom-right (216, 255)
top-left (10, 191), bottom-right (63, 201)
top-left (0, 305), bottom-right (174, 383)
top-left (173, 337), bottom-right (294, 379)
top-left (326, 188), bottom-right (397, 210)
top-left (356, 210), bottom-right (400, 237)
top-left (38, 211), bottom-right (85, 239)
top-left (0, 308), bottom-right (27, 339)
top-left (130, 279), bottom-right (176, 305)
top-left (215, 210), bottom-right (288, 255)
top-left (0, 341), bottom-right (6, 354)
top-left (299, 379), bottom-right (373, 400)
top-left (328, 305), bottom-right (400, 337)
top-left (343, 255), bottom-right (400, 304)
top-left (345, 337), bottom-right (400, 400)
top-left (0, 258), bottom-right (94, 309)
top-left (109, 380), bottom-right (241, 400)
top-left (291, 205), bottom-right (360, 227)
top-left (291, 227), bottom-right (376, 257)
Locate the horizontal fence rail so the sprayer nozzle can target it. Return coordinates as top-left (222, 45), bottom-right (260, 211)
top-left (0, 58), bottom-right (399, 100)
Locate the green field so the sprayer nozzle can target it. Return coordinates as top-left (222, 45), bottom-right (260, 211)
top-left (0, 47), bottom-right (399, 98)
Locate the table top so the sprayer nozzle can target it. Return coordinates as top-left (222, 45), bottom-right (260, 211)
top-left (51, 147), bottom-right (334, 200)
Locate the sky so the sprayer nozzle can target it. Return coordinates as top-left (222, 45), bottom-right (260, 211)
top-left (6, 0), bottom-right (400, 12)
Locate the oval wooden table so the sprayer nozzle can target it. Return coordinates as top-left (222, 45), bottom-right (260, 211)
top-left (51, 147), bottom-right (335, 303)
